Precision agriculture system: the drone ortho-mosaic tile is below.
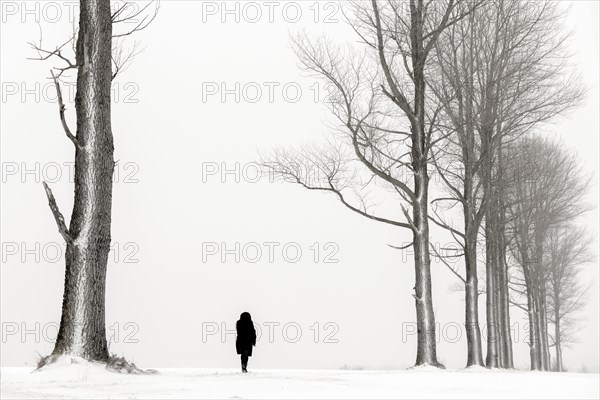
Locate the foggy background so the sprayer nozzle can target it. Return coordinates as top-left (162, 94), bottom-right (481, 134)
top-left (1, 0), bottom-right (598, 371)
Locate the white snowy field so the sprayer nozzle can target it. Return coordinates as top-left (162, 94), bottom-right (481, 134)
top-left (1, 362), bottom-right (598, 400)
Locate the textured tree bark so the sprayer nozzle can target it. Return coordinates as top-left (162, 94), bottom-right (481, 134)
top-left (412, 165), bottom-right (438, 366)
top-left (49, 0), bottom-right (114, 361)
top-left (411, 50), bottom-right (439, 367)
top-left (464, 211), bottom-right (484, 367)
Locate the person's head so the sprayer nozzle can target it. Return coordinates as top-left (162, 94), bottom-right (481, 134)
top-left (240, 311), bottom-right (252, 322)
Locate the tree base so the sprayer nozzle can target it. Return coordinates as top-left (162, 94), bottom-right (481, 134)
top-left (36, 353), bottom-right (157, 375)
top-left (409, 361), bottom-right (446, 370)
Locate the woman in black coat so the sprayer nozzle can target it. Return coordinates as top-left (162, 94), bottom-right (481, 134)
top-left (236, 312), bottom-right (256, 373)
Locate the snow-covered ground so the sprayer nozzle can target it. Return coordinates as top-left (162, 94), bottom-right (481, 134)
top-left (1, 362), bottom-right (598, 399)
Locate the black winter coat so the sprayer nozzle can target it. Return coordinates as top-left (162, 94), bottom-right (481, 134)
top-left (236, 312), bottom-right (256, 356)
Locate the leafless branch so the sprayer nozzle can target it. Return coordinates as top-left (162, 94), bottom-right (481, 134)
top-left (42, 182), bottom-right (73, 245)
top-left (50, 70), bottom-right (82, 150)
top-left (430, 243), bottom-right (466, 284)
top-left (112, 1), bottom-right (160, 38)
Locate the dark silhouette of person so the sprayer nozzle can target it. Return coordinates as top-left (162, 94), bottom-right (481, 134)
top-left (236, 312), bottom-right (256, 373)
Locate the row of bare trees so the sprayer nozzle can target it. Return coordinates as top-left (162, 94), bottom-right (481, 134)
top-left (263, 0), bottom-right (593, 369)
top-left (504, 137), bottom-right (592, 371)
top-left (429, 0), bottom-right (588, 370)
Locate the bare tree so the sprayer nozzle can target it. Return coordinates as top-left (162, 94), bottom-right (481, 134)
top-left (263, 0), bottom-right (476, 367)
top-left (30, 0), bottom-right (158, 366)
top-left (546, 224), bottom-right (594, 372)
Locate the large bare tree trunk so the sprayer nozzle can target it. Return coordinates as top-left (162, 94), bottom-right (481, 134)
top-left (45, 0), bottom-right (114, 361)
top-left (410, 2), bottom-right (440, 365)
top-left (412, 164), bottom-right (438, 365)
top-left (371, 0), bottom-right (447, 367)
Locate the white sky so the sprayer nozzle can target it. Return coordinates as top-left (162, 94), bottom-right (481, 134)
top-left (1, 0), bottom-right (598, 372)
